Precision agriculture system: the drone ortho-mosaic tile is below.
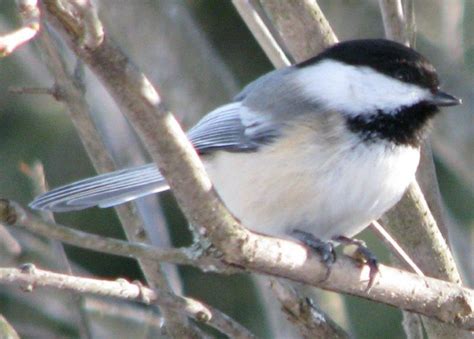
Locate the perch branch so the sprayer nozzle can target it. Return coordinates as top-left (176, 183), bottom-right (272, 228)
top-left (1, 199), bottom-right (473, 330)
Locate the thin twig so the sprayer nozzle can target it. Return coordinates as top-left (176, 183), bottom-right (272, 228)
top-left (68, 0), bottom-right (103, 49)
top-left (4, 200), bottom-right (231, 272)
top-left (21, 161), bottom-right (92, 338)
top-left (403, 0), bottom-right (417, 45)
top-left (9, 86), bottom-right (53, 95)
top-left (0, 265), bottom-right (256, 339)
top-left (369, 221), bottom-right (424, 276)
top-left (232, 0), bottom-right (290, 67)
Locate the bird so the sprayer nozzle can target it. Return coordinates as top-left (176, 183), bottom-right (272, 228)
top-left (30, 39), bottom-right (460, 259)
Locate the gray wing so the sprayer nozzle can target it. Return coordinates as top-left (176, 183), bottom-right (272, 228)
top-left (188, 102), bottom-right (280, 153)
top-left (29, 102), bottom-right (281, 212)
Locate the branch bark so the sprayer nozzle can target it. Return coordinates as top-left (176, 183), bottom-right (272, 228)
top-left (256, 0), bottom-right (338, 61)
top-left (378, 0), bottom-right (409, 45)
top-left (1, 199), bottom-right (473, 330)
top-left (4, 200), bottom-right (231, 272)
top-left (0, 264), bottom-right (255, 339)
top-left (22, 162), bottom-right (91, 337)
top-left (270, 279), bottom-right (349, 338)
top-left (28, 0), bottom-right (195, 336)
top-left (243, 2), bottom-right (470, 337)
top-left (0, 0), bottom-right (39, 57)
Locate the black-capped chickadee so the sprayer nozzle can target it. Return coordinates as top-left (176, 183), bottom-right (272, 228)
top-left (30, 39), bottom-right (461, 249)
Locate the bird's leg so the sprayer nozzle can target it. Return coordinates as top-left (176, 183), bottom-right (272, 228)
top-left (291, 229), bottom-right (336, 281)
top-left (333, 235), bottom-right (379, 289)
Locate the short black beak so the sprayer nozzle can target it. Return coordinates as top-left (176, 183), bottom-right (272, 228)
top-left (431, 90), bottom-right (462, 107)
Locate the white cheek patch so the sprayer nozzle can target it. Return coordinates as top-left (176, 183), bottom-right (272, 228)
top-left (294, 59), bottom-right (431, 116)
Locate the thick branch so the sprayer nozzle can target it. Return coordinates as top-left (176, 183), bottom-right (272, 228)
top-left (1, 199), bottom-right (473, 330)
top-left (270, 279), bottom-right (349, 338)
top-left (41, 0), bottom-right (248, 262)
top-left (31, 1), bottom-right (194, 335)
top-left (381, 182), bottom-right (462, 284)
top-left (244, 2), bottom-right (461, 289)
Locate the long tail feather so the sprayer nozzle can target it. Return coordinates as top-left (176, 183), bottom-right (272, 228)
top-left (29, 164), bottom-right (169, 212)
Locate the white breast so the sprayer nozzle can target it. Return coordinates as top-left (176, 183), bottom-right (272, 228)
top-left (203, 122), bottom-right (420, 240)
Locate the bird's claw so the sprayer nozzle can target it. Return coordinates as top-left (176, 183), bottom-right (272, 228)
top-left (333, 235), bottom-right (379, 290)
top-left (291, 229), bottom-right (336, 281)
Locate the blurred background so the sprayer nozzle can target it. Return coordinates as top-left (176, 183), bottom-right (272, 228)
top-left (0, 0), bottom-right (472, 338)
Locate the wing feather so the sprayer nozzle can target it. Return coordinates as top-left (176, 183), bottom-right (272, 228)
top-left (188, 102), bottom-right (258, 153)
top-left (29, 164), bottom-right (167, 211)
top-left (30, 97), bottom-right (282, 211)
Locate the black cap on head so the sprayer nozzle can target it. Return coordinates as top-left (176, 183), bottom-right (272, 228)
top-left (298, 39), bottom-right (440, 92)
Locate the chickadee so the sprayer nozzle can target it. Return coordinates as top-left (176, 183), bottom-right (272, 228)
top-left (30, 39), bottom-right (460, 249)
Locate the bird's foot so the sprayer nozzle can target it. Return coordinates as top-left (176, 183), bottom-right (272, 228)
top-left (291, 229), bottom-right (336, 282)
top-left (333, 235), bottom-right (379, 289)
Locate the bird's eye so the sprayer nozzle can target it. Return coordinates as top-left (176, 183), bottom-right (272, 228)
top-left (394, 70), bottom-right (407, 82)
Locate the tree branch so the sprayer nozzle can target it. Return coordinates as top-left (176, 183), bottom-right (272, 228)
top-left (0, 315), bottom-right (19, 339)
top-left (2, 200), bottom-right (232, 272)
top-left (270, 279), bottom-right (349, 338)
top-left (41, 0), bottom-right (249, 263)
top-left (21, 161), bottom-right (91, 337)
top-left (232, 0), bottom-right (291, 67)
top-left (378, 0), bottom-right (409, 45)
top-left (378, 3), bottom-right (468, 337)
top-left (229, 3), bottom-right (347, 335)
top-left (244, 3), bottom-right (470, 338)
top-left (256, 0), bottom-right (338, 61)
top-left (1, 199), bottom-right (473, 330)
top-left (24, 0), bottom-right (196, 335)
top-left (0, 264), bottom-right (255, 339)
top-left (0, 0), bottom-right (39, 57)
